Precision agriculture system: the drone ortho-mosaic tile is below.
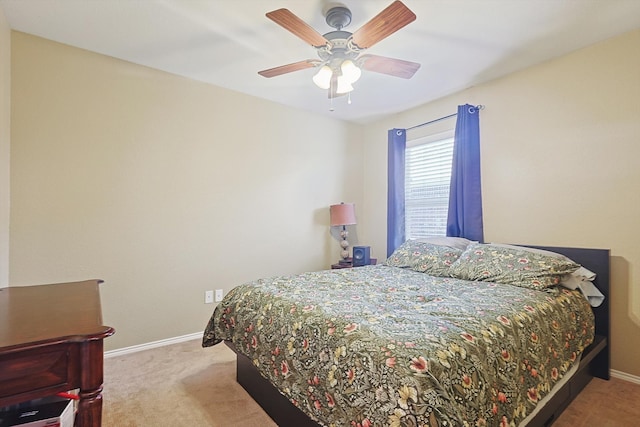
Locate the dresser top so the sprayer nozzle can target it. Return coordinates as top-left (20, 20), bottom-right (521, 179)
top-left (0, 280), bottom-right (114, 350)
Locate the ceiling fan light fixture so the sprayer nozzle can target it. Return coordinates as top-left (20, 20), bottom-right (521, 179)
top-left (341, 59), bottom-right (361, 84)
top-left (336, 75), bottom-right (354, 94)
top-left (313, 65), bottom-right (333, 89)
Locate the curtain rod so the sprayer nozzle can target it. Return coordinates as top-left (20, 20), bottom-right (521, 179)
top-left (406, 104), bottom-right (484, 132)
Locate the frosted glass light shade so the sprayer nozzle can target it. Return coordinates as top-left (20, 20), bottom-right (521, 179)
top-left (341, 59), bottom-right (361, 83)
top-left (312, 65), bottom-right (332, 89)
top-left (336, 75), bottom-right (354, 94)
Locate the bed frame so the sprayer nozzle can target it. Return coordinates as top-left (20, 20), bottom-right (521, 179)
top-left (225, 245), bottom-right (610, 427)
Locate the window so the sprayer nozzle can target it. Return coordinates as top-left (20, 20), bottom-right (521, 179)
top-left (404, 130), bottom-right (454, 239)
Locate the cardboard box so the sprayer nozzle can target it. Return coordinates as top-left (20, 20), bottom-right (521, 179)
top-left (0, 397), bottom-right (73, 427)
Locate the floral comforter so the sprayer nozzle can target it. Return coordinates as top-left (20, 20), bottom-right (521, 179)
top-left (202, 265), bottom-right (595, 427)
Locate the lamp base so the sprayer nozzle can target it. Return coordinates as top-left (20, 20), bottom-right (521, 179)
top-left (338, 258), bottom-right (352, 265)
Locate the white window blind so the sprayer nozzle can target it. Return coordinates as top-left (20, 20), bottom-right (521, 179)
top-left (405, 131), bottom-right (454, 239)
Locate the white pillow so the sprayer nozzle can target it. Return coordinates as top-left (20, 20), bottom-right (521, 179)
top-left (577, 280), bottom-right (605, 307)
top-left (559, 266), bottom-right (603, 307)
top-left (560, 266), bottom-right (597, 289)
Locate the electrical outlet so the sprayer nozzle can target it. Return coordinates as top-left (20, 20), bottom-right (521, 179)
top-left (215, 289), bottom-right (223, 302)
top-left (205, 290), bottom-right (214, 304)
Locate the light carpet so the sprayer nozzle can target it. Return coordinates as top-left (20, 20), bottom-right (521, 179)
top-left (102, 339), bottom-right (276, 426)
top-left (102, 338), bottom-right (640, 426)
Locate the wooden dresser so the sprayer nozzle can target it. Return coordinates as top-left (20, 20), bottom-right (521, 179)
top-left (0, 280), bottom-right (115, 426)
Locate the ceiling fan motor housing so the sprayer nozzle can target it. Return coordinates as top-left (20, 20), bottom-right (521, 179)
top-left (325, 6), bottom-right (352, 30)
top-left (318, 30), bottom-right (359, 62)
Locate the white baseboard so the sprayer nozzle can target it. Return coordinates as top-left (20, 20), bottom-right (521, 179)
top-left (104, 332), bottom-right (203, 359)
top-left (611, 369), bottom-right (640, 385)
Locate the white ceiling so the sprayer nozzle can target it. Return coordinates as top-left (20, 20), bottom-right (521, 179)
top-left (2, 0), bottom-right (639, 124)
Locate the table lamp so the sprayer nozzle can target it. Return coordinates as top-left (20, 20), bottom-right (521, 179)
top-left (330, 202), bottom-right (356, 264)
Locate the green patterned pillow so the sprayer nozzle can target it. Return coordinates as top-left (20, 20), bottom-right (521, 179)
top-left (448, 243), bottom-right (581, 290)
top-left (384, 240), bottom-right (463, 277)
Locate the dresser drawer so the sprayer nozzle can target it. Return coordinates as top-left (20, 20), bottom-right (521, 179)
top-left (0, 344), bottom-right (75, 400)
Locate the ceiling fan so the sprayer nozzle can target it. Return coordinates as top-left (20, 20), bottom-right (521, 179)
top-left (258, 1), bottom-right (420, 99)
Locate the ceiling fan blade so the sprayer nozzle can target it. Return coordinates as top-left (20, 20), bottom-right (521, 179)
top-left (258, 60), bottom-right (318, 78)
top-left (266, 8), bottom-right (329, 48)
top-left (350, 1), bottom-right (416, 49)
top-left (359, 54), bottom-right (420, 79)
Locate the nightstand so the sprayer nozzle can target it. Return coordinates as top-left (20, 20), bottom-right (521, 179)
top-left (331, 259), bottom-right (377, 269)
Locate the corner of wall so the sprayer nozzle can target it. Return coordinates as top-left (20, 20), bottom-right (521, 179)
top-left (0, 8), bottom-right (11, 288)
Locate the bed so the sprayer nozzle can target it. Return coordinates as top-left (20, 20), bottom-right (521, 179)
top-left (203, 241), bottom-right (610, 427)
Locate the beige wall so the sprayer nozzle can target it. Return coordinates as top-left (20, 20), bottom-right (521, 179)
top-left (9, 32), bottom-right (363, 350)
top-left (0, 8), bottom-right (9, 288)
top-left (8, 24), bottom-right (640, 377)
top-left (361, 29), bottom-right (640, 377)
